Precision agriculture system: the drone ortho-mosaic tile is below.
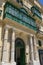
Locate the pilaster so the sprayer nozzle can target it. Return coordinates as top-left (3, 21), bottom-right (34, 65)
top-left (30, 35), bottom-right (34, 61)
top-left (33, 36), bottom-right (40, 65)
top-left (2, 27), bottom-right (10, 62)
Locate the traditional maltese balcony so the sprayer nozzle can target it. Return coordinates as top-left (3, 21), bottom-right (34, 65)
top-left (4, 2), bottom-right (38, 31)
top-left (31, 6), bottom-right (42, 21)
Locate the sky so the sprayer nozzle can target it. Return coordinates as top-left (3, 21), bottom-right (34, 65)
top-left (38, 0), bottom-right (43, 6)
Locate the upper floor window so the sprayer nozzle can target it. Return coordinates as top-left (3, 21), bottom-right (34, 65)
top-left (38, 40), bottom-right (42, 47)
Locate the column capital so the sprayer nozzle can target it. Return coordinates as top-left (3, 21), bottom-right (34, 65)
top-left (4, 27), bottom-right (9, 40)
top-left (4, 25), bottom-right (15, 31)
top-left (12, 29), bottom-right (15, 33)
top-left (12, 30), bottom-right (15, 42)
top-left (30, 34), bottom-right (33, 37)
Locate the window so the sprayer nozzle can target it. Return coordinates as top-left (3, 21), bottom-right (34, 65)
top-left (38, 40), bottom-right (42, 46)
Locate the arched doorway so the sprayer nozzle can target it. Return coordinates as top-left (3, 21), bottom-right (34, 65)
top-left (15, 38), bottom-right (25, 65)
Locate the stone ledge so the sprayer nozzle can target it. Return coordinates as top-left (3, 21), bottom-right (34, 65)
top-left (2, 62), bottom-right (16, 65)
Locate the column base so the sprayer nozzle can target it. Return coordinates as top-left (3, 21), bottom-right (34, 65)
top-left (29, 60), bottom-right (40, 65)
top-left (11, 62), bottom-right (16, 65)
top-left (2, 62), bottom-right (16, 65)
top-left (33, 60), bottom-right (40, 65)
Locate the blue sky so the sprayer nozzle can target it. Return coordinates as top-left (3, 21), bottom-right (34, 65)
top-left (38, 0), bottom-right (43, 5)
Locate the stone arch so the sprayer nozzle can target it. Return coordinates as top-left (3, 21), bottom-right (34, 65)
top-left (15, 37), bottom-right (25, 48)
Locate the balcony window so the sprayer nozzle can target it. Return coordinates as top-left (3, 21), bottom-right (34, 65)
top-left (31, 6), bottom-right (42, 20)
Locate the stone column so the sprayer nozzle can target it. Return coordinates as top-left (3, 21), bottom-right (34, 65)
top-left (34, 36), bottom-right (40, 62)
top-left (30, 35), bottom-right (40, 65)
top-left (0, 26), bottom-right (2, 61)
top-left (2, 27), bottom-right (10, 62)
top-left (30, 35), bottom-right (34, 65)
top-left (11, 30), bottom-right (15, 62)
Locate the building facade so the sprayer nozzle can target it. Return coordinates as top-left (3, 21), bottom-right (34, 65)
top-left (0, 0), bottom-right (43, 65)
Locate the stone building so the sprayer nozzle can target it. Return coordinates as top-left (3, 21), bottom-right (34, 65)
top-left (0, 0), bottom-right (43, 65)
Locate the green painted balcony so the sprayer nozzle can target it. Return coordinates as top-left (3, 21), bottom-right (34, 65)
top-left (4, 2), bottom-right (38, 31)
top-left (31, 6), bottom-right (42, 20)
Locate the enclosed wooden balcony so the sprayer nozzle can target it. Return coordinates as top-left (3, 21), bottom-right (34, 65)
top-left (31, 6), bottom-right (42, 21)
top-left (4, 2), bottom-right (38, 31)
